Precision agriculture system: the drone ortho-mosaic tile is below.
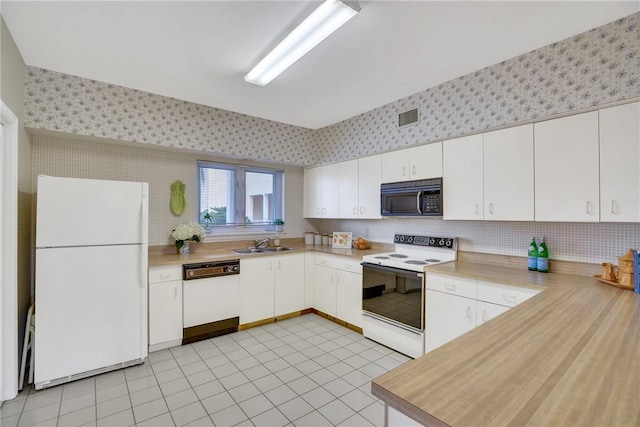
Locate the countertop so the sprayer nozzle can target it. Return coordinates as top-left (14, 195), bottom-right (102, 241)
top-left (372, 261), bottom-right (640, 426)
top-left (148, 239), bottom-right (395, 267)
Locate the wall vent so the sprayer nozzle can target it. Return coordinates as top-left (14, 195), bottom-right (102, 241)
top-left (398, 108), bottom-right (419, 127)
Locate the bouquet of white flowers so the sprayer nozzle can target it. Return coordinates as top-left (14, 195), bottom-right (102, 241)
top-left (172, 223), bottom-right (206, 250)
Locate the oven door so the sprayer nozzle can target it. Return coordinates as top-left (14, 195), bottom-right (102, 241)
top-left (361, 263), bottom-right (424, 331)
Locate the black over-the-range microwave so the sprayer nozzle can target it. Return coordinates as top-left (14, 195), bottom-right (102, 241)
top-left (380, 178), bottom-right (443, 216)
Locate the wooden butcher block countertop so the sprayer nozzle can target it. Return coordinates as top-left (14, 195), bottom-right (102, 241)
top-left (372, 261), bottom-right (640, 427)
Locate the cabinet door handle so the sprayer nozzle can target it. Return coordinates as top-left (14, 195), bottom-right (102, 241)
top-left (322, 208), bottom-right (327, 215)
top-left (278, 260), bottom-right (281, 270)
top-left (316, 208), bottom-right (321, 215)
top-left (445, 283), bottom-right (456, 291)
top-left (482, 310), bottom-right (488, 322)
top-left (489, 203), bottom-right (494, 215)
top-left (586, 201), bottom-right (592, 215)
top-left (174, 287), bottom-right (178, 299)
top-left (466, 306), bottom-right (472, 320)
top-left (475, 203), bottom-right (480, 215)
top-left (402, 166), bottom-right (407, 177)
top-left (611, 200), bottom-right (616, 214)
top-left (412, 165), bottom-right (416, 176)
top-left (269, 262), bottom-right (273, 271)
top-left (353, 207), bottom-right (358, 215)
top-left (160, 273), bottom-right (171, 279)
top-left (359, 207), bottom-right (365, 215)
top-left (503, 294), bottom-right (517, 303)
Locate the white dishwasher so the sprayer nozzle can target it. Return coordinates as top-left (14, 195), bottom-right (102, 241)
top-left (182, 260), bottom-right (240, 344)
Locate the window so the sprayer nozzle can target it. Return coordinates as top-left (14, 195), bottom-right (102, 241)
top-left (198, 161), bottom-right (284, 232)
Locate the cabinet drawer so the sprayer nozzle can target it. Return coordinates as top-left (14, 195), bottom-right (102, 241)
top-left (426, 274), bottom-right (477, 299)
top-left (149, 265), bottom-right (182, 283)
top-left (314, 255), bottom-right (362, 274)
top-left (477, 281), bottom-right (539, 307)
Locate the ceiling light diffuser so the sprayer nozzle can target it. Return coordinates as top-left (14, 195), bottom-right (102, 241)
top-left (244, 0), bottom-right (360, 86)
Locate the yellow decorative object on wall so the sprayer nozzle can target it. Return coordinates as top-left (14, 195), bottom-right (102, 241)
top-left (170, 180), bottom-right (186, 216)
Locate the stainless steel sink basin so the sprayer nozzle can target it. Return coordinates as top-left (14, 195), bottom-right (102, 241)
top-left (232, 247), bottom-right (293, 254)
top-left (232, 248), bottom-right (266, 254)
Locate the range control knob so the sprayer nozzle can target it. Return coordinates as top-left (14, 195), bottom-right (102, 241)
top-left (439, 239), bottom-right (445, 247)
top-left (429, 238), bottom-right (436, 245)
top-left (445, 239), bottom-right (453, 248)
top-left (406, 236), bottom-right (414, 244)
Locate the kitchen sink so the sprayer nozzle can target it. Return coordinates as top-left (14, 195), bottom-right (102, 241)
top-left (232, 247), bottom-right (293, 254)
top-left (232, 248), bottom-right (267, 254)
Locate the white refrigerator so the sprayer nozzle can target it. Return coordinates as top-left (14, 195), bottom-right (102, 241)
top-left (34, 175), bottom-right (149, 390)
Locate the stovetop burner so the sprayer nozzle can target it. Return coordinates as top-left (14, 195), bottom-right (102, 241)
top-left (388, 254), bottom-right (408, 258)
top-left (361, 234), bottom-right (458, 272)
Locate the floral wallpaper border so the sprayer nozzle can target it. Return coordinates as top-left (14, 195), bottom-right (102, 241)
top-left (23, 12), bottom-right (639, 166)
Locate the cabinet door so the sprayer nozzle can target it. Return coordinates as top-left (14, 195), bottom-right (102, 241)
top-left (304, 253), bottom-right (315, 309)
top-left (534, 111), bottom-right (599, 221)
top-left (321, 163), bottom-right (340, 218)
top-left (358, 154), bottom-right (382, 219)
top-left (381, 149), bottom-right (409, 183)
top-left (425, 290), bottom-right (476, 352)
top-left (338, 159), bottom-right (360, 218)
top-left (274, 254), bottom-right (305, 316)
top-left (239, 258), bottom-right (275, 324)
top-left (476, 301), bottom-right (510, 326)
top-left (409, 142), bottom-right (443, 180)
top-left (314, 264), bottom-right (337, 317)
top-left (483, 124), bottom-right (534, 221)
top-left (443, 134), bottom-right (484, 220)
top-left (149, 280), bottom-right (183, 346)
top-left (600, 102), bottom-right (640, 222)
top-left (336, 271), bottom-right (362, 328)
top-left (303, 167), bottom-right (322, 218)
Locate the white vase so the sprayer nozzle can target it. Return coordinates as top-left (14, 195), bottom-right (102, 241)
top-left (178, 241), bottom-right (190, 255)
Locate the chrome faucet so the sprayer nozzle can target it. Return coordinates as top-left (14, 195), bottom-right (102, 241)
top-left (255, 238), bottom-right (271, 248)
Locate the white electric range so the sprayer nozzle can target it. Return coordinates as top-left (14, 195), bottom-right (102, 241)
top-left (361, 233), bottom-right (457, 358)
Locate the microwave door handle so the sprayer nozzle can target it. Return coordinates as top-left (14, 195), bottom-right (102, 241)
top-left (416, 191), bottom-right (423, 214)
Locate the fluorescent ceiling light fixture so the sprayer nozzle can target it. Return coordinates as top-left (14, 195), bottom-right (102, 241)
top-left (244, 0), bottom-right (360, 86)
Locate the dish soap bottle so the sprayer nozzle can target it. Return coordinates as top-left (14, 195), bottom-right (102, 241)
top-left (537, 237), bottom-right (549, 273)
top-left (528, 236), bottom-right (538, 271)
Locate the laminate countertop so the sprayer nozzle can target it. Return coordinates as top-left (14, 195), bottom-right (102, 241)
top-left (372, 261), bottom-right (640, 427)
top-left (148, 239), bottom-right (394, 267)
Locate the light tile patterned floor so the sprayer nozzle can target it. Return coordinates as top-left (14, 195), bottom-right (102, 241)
top-left (1, 314), bottom-right (412, 426)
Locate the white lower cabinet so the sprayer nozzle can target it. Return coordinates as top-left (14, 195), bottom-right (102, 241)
top-left (314, 264), bottom-right (337, 317)
top-left (148, 265), bottom-right (183, 351)
top-left (476, 301), bottom-right (510, 326)
top-left (336, 269), bottom-right (362, 328)
top-left (426, 289), bottom-right (476, 353)
top-left (314, 254), bottom-right (362, 327)
top-left (426, 273), bottom-right (540, 352)
top-left (240, 253), bottom-right (305, 325)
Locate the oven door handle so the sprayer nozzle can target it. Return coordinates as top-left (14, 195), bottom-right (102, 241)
top-left (416, 190), bottom-right (423, 214)
top-left (361, 262), bottom-right (424, 279)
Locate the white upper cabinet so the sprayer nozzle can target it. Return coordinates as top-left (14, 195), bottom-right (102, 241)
top-left (303, 166), bottom-right (322, 218)
top-left (443, 134), bottom-right (484, 220)
top-left (304, 155), bottom-right (381, 219)
top-left (599, 102), bottom-right (640, 222)
top-left (534, 111), bottom-right (599, 222)
top-left (382, 142), bottom-right (442, 183)
top-left (321, 163), bottom-right (340, 218)
top-left (357, 154), bottom-right (382, 219)
top-left (483, 124), bottom-right (534, 221)
top-left (338, 159), bottom-right (360, 219)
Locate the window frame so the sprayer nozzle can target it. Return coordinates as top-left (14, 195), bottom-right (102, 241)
top-left (197, 160), bottom-right (284, 233)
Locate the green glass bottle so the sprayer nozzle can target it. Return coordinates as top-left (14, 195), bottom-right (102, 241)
top-left (537, 237), bottom-right (549, 273)
top-left (527, 236), bottom-right (538, 271)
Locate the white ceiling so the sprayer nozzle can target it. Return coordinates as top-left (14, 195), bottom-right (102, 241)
top-left (2, 1), bottom-right (639, 130)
